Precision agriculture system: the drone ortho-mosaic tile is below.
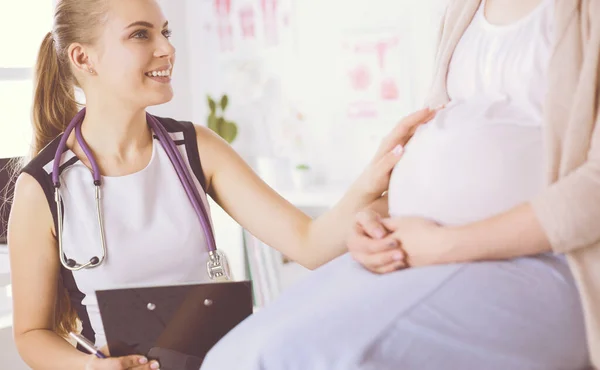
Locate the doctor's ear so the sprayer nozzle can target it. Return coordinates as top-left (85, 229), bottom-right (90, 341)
top-left (68, 43), bottom-right (97, 75)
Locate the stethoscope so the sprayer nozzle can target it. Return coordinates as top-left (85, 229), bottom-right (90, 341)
top-left (52, 108), bottom-right (230, 281)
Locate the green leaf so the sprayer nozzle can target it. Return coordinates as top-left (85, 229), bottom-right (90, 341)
top-left (217, 117), bottom-right (225, 134)
top-left (220, 94), bottom-right (229, 111)
top-left (207, 114), bottom-right (218, 132)
top-left (207, 95), bottom-right (216, 113)
top-left (221, 121), bottom-right (238, 143)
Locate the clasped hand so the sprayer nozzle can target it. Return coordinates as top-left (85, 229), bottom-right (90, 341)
top-left (347, 209), bottom-right (454, 274)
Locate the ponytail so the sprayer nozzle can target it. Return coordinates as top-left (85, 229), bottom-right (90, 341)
top-left (31, 31), bottom-right (80, 339)
top-left (31, 32), bottom-right (78, 159)
top-left (28, 0), bottom-right (109, 339)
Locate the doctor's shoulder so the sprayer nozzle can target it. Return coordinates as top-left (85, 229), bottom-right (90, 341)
top-left (152, 115), bottom-right (240, 191)
top-left (9, 136), bottom-right (64, 240)
top-left (8, 167), bottom-right (56, 253)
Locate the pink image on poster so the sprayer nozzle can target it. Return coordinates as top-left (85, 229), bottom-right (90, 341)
top-left (341, 33), bottom-right (403, 118)
top-left (348, 65), bottom-right (372, 91)
top-left (239, 5), bottom-right (256, 39)
top-left (347, 101), bottom-right (378, 119)
top-left (260, 0), bottom-right (279, 46)
top-left (215, 0), bottom-right (233, 52)
top-left (380, 78), bottom-right (399, 100)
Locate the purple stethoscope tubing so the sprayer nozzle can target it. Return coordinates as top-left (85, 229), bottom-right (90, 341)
top-left (52, 108), bottom-right (220, 273)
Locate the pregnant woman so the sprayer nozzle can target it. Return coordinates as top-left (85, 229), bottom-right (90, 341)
top-left (200, 0), bottom-right (599, 368)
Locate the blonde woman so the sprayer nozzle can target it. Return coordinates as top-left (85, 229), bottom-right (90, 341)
top-left (6, 0), bottom-right (435, 369)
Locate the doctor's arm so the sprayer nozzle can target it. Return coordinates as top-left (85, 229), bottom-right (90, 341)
top-left (7, 173), bottom-right (152, 370)
top-left (195, 109), bottom-right (435, 270)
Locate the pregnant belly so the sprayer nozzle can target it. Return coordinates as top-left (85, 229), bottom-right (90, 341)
top-left (388, 122), bottom-right (544, 225)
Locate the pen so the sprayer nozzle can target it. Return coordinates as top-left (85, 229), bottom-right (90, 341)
top-left (69, 332), bottom-right (107, 359)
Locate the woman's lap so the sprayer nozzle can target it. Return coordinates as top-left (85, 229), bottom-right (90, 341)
top-left (201, 253), bottom-right (588, 370)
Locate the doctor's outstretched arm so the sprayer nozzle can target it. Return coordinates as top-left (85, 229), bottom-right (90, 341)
top-left (196, 108), bottom-right (437, 269)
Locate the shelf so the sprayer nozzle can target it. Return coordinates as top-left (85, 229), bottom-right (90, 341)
top-left (0, 313), bottom-right (11, 330)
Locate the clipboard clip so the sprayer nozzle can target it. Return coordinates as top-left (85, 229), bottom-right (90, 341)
top-left (207, 250), bottom-right (231, 281)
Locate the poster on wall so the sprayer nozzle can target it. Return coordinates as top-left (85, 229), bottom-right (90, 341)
top-left (239, 4), bottom-right (256, 39)
top-left (195, 0), bottom-right (298, 159)
top-left (260, 0), bottom-right (279, 46)
top-left (338, 30), bottom-right (414, 122)
top-left (214, 0), bottom-right (234, 52)
top-left (209, 0), bottom-right (294, 54)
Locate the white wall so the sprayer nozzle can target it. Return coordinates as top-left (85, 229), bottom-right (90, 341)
top-left (180, 0), bottom-right (447, 187)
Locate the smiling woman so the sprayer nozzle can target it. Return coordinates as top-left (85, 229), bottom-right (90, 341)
top-left (8, 1), bottom-right (178, 369)
top-left (6, 0), bottom-right (419, 369)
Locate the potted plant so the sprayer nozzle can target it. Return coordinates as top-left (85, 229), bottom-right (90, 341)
top-left (291, 163), bottom-right (312, 190)
top-left (207, 94), bottom-right (238, 144)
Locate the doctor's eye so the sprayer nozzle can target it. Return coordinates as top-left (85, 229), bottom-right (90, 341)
top-left (131, 30), bottom-right (149, 39)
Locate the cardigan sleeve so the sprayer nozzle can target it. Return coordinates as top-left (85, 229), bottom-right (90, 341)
top-left (529, 3), bottom-right (600, 254)
top-left (531, 111), bottom-right (600, 254)
top-left (425, 1), bottom-right (454, 109)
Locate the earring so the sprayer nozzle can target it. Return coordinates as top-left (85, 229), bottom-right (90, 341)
top-left (89, 68), bottom-right (95, 74)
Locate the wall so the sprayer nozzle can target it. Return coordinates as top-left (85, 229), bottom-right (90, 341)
top-left (182, 0), bottom-right (448, 188)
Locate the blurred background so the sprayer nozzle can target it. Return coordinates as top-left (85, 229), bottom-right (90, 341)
top-left (0, 0), bottom-right (448, 367)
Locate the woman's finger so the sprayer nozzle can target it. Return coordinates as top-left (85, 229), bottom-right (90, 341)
top-left (376, 144), bottom-right (404, 175)
top-left (352, 248), bottom-right (406, 271)
top-left (128, 359), bottom-right (160, 370)
top-left (375, 108), bottom-right (438, 157)
top-left (355, 210), bottom-right (388, 239)
top-left (118, 355), bottom-right (156, 369)
top-left (347, 227), bottom-right (398, 254)
top-left (375, 258), bottom-right (408, 274)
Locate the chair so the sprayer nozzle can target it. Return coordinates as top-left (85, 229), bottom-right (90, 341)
top-left (0, 157), bottom-right (22, 244)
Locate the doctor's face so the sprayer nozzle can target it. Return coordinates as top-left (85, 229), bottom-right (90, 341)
top-left (86, 0), bottom-right (176, 109)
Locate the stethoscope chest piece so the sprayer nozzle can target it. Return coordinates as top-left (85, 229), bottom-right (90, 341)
top-left (207, 250), bottom-right (231, 281)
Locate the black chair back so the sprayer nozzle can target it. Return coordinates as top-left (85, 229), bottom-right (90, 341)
top-left (0, 157), bottom-right (22, 244)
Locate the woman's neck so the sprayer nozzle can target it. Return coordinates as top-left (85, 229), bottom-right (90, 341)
top-left (484, 0), bottom-right (545, 25)
top-left (66, 103), bottom-right (155, 177)
top-left (78, 104), bottom-right (152, 162)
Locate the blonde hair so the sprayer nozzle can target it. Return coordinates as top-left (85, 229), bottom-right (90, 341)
top-left (32, 0), bottom-right (109, 338)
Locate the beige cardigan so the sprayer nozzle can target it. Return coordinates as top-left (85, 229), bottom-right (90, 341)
top-left (426, 0), bottom-right (600, 366)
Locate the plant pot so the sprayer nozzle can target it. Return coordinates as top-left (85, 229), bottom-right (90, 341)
top-left (291, 169), bottom-right (313, 190)
top-left (254, 156), bottom-right (291, 190)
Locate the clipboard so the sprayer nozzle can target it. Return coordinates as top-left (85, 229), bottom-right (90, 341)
top-left (96, 281), bottom-right (253, 369)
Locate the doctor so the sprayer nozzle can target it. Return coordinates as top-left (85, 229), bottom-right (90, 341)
top-left (6, 0), bottom-right (434, 369)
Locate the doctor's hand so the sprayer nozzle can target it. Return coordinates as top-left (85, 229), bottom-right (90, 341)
top-left (347, 209), bottom-right (407, 274)
top-left (85, 346), bottom-right (160, 370)
top-left (353, 107), bottom-right (438, 200)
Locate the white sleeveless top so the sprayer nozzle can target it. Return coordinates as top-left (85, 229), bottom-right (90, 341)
top-left (388, 0), bottom-right (554, 225)
top-left (23, 117), bottom-right (213, 348)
